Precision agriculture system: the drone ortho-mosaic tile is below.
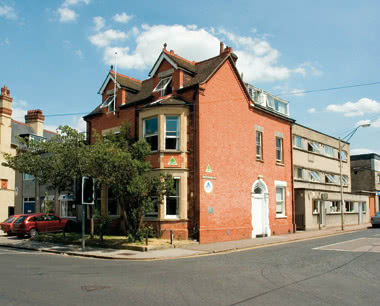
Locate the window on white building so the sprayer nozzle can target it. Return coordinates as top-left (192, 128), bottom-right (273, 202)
top-left (295, 167), bottom-right (303, 179)
top-left (326, 201), bottom-right (341, 213)
top-left (143, 117), bottom-right (158, 151)
top-left (325, 174), bottom-right (336, 184)
top-left (165, 116), bottom-right (180, 150)
top-left (294, 135), bottom-right (303, 149)
top-left (310, 171), bottom-right (320, 182)
top-left (345, 201), bottom-right (356, 213)
top-left (324, 145), bottom-right (335, 158)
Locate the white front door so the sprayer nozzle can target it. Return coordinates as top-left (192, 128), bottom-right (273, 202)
top-left (252, 194), bottom-right (264, 236)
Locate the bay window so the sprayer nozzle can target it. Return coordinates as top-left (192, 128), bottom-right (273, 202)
top-left (143, 117), bottom-right (158, 151)
top-left (165, 116), bottom-right (180, 150)
top-left (166, 178), bottom-right (180, 218)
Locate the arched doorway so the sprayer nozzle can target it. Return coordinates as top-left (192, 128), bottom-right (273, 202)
top-left (251, 179), bottom-right (270, 238)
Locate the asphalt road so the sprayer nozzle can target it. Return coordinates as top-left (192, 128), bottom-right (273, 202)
top-left (0, 229), bottom-right (379, 306)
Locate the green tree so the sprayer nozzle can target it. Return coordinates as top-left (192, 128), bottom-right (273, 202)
top-left (84, 123), bottom-right (174, 241)
top-left (3, 123), bottom-right (173, 241)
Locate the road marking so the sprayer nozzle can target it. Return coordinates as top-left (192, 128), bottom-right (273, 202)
top-left (313, 238), bottom-right (367, 250)
top-left (314, 238), bottom-right (380, 253)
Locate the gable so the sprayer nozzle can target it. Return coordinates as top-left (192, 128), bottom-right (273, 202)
top-left (98, 73), bottom-right (120, 95)
top-left (149, 53), bottom-right (179, 77)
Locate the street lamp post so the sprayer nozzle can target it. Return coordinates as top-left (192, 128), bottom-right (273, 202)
top-left (339, 123), bottom-right (370, 230)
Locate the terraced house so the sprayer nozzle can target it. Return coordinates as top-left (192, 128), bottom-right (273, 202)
top-left (84, 43), bottom-right (295, 243)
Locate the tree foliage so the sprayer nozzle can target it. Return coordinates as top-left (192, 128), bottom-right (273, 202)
top-left (2, 123), bottom-right (173, 241)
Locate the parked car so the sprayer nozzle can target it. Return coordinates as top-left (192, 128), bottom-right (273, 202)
top-left (371, 212), bottom-right (380, 228)
top-left (0, 215), bottom-right (24, 235)
top-left (12, 213), bottom-right (74, 238)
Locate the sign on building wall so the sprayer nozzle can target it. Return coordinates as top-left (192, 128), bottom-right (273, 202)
top-left (204, 180), bottom-right (213, 193)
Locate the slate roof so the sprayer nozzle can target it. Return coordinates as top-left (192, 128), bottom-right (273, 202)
top-left (110, 71), bottom-right (142, 92)
top-left (11, 120), bottom-right (56, 146)
top-left (138, 96), bottom-right (190, 110)
top-left (85, 50), bottom-right (236, 118)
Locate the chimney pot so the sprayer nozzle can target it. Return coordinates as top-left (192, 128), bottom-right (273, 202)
top-left (220, 42), bottom-right (224, 54)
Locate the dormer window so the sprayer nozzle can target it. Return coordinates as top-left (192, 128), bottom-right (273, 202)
top-left (153, 77), bottom-right (172, 96)
top-left (101, 95), bottom-right (115, 112)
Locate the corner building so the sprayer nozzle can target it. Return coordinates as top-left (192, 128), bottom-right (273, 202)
top-left (84, 43), bottom-right (295, 243)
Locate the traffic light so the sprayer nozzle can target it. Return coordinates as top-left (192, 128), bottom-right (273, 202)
top-left (82, 177), bottom-right (94, 204)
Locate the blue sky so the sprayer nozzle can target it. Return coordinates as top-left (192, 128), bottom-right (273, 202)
top-left (0, 0), bottom-right (379, 154)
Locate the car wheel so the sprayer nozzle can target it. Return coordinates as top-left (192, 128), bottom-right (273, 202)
top-left (29, 228), bottom-right (39, 239)
top-left (16, 233), bottom-right (24, 238)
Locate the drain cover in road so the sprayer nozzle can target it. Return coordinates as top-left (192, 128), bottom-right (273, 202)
top-left (314, 238), bottom-right (380, 253)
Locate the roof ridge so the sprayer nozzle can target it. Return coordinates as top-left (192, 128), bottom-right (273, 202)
top-left (110, 71), bottom-right (142, 83)
top-left (11, 119), bottom-right (27, 126)
top-left (163, 49), bottom-right (196, 65)
top-left (196, 53), bottom-right (228, 65)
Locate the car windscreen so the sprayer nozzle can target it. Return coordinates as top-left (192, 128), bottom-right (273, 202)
top-left (14, 216), bottom-right (27, 223)
top-left (2, 216), bottom-right (15, 223)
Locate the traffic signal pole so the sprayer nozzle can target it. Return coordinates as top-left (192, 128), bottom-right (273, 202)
top-left (82, 203), bottom-right (86, 251)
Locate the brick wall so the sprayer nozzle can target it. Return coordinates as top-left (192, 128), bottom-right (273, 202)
top-left (196, 59), bottom-right (294, 243)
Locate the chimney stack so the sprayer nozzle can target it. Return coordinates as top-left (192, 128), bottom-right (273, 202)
top-left (0, 85), bottom-right (13, 147)
top-left (25, 109), bottom-right (45, 137)
top-left (220, 42), bottom-right (224, 54)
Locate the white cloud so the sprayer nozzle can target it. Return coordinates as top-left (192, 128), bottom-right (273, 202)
top-left (72, 116), bottom-right (86, 132)
top-left (58, 7), bottom-right (77, 23)
top-left (0, 37), bottom-right (10, 46)
top-left (12, 108), bottom-right (27, 120)
top-left (0, 3), bottom-right (17, 20)
top-left (112, 12), bottom-right (133, 23)
top-left (89, 24), bottom-right (319, 83)
top-left (57, 0), bottom-right (90, 23)
top-left (308, 108), bottom-right (316, 114)
top-left (43, 124), bottom-right (59, 133)
top-left (326, 98), bottom-right (380, 117)
top-left (62, 0), bottom-right (90, 7)
top-left (75, 49), bottom-right (83, 59)
top-left (93, 16), bottom-right (105, 31)
top-left (89, 29), bottom-right (128, 48)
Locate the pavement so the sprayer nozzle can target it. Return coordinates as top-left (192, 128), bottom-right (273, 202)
top-left (0, 223), bottom-right (371, 261)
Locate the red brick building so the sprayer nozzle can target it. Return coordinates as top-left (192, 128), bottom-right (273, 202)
top-left (84, 42), bottom-right (295, 243)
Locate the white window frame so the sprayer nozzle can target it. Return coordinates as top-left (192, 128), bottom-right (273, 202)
top-left (267, 95), bottom-right (275, 109)
top-left (165, 115), bottom-right (180, 151)
top-left (276, 137), bottom-right (283, 163)
top-left (324, 145), bottom-right (335, 158)
top-left (310, 171), bottom-right (320, 182)
top-left (325, 174), bottom-right (336, 184)
top-left (294, 135), bottom-right (303, 149)
top-left (153, 77), bottom-right (172, 96)
top-left (101, 95), bottom-right (115, 112)
top-left (341, 175), bottom-right (349, 186)
top-left (60, 200), bottom-right (76, 218)
top-left (256, 130), bottom-right (263, 160)
top-left (143, 117), bottom-right (159, 152)
top-left (275, 181), bottom-right (287, 217)
top-left (165, 177), bottom-right (180, 219)
top-left (326, 201), bottom-right (341, 213)
top-left (295, 167), bottom-right (303, 179)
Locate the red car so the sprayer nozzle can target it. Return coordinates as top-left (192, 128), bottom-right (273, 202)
top-left (12, 213), bottom-right (71, 238)
top-left (0, 215), bottom-right (24, 235)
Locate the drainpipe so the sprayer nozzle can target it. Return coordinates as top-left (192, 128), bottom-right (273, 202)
top-left (192, 86), bottom-right (199, 240)
top-left (290, 124), bottom-right (296, 233)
